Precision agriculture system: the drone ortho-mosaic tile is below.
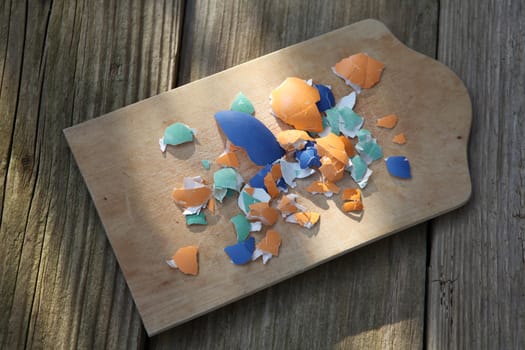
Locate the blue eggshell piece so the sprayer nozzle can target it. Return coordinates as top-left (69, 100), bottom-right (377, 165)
top-left (215, 110), bottom-right (285, 166)
top-left (385, 156), bottom-right (412, 179)
top-left (249, 164), bottom-right (273, 189)
top-left (224, 236), bottom-right (256, 265)
top-left (314, 84), bottom-right (335, 112)
top-left (296, 147), bottom-right (321, 169)
top-left (277, 178), bottom-right (287, 190)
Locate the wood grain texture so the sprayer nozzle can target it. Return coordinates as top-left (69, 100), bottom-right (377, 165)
top-left (64, 18), bottom-right (469, 336)
top-left (0, 0), bottom-right (183, 348)
top-left (153, 1), bottom-right (437, 347)
top-left (427, 0), bottom-right (525, 349)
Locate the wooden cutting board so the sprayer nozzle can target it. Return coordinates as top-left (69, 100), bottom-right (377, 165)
top-left (64, 19), bottom-right (471, 336)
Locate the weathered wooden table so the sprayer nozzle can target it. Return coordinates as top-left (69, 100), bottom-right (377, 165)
top-left (1, 1), bottom-right (523, 349)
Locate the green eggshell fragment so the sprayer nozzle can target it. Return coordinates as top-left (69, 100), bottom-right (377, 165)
top-left (351, 155), bottom-right (367, 181)
top-left (213, 168), bottom-right (242, 191)
top-left (164, 122), bottom-right (194, 145)
top-left (230, 214), bottom-right (251, 242)
top-left (185, 212), bottom-right (207, 226)
top-left (338, 107), bottom-right (363, 131)
top-left (230, 92), bottom-right (255, 115)
top-left (325, 108), bottom-right (341, 135)
top-left (201, 159), bottom-right (211, 170)
top-left (356, 129), bottom-right (371, 142)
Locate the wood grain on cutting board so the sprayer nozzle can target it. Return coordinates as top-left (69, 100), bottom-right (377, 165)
top-left (64, 19), bottom-right (471, 335)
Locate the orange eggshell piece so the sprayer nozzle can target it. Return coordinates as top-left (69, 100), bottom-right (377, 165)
top-left (377, 114), bottom-right (398, 129)
top-left (341, 188), bottom-right (363, 212)
top-left (270, 77), bottom-right (323, 132)
top-left (342, 188), bottom-right (361, 201)
top-left (207, 197), bottom-right (216, 214)
top-left (172, 187), bottom-right (212, 208)
top-left (264, 172), bottom-right (280, 198)
top-left (339, 135), bottom-right (356, 157)
top-left (343, 201), bottom-right (364, 212)
top-left (307, 180), bottom-right (340, 194)
top-left (392, 133), bottom-right (406, 145)
top-left (319, 157), bottom-right (345, 182)
top-left (315, 133), bottom-right (349, 165)
top-left (271, 163), bottom-right (282, 180)
top-left (257, 230), bottom-right (281, 256)
top-left (334, 53), bottom-right (385, 89)
top-left (216, 151), bottom-right (240, 168)
top-left (293, 212), bottom-right (320, 226)
top-left (277, 195), bottom-right (299, 216)
top-left (276, 130), bottom-right (314, 151)
top-left (247, 202), bottom-right (279, 226)
top-left (172, 246), bottom-right (199, 275)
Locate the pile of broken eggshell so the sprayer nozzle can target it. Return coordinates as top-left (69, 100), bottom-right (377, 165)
top-left (161, 53), bottom-right (412, 276)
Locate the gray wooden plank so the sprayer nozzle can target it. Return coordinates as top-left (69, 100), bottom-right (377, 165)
top-left (427, 0), bottom-right (525, 349)
top-left (0, 0), bottom-right (184, 348)
top-left (151, 0), bottom-right (438, 348)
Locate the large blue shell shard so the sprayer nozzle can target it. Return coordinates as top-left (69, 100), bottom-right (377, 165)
top-left (314, 84), bottom-right (335, 112)
top-left (215, 110), bottom-right (285, 166)
top-left (224, 236), bottom-right (256, 265)
top-left (385, 156), bottom-right (412, 179)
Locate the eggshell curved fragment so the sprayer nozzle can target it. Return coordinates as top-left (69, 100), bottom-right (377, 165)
top-left (215, 110), bottom-right (285, 165)
top-left (392, 133), bottom-right (406, 145)
top-left (276, 130), bottom-right (314, 152)
top-left (277, 194), bottom-right (305, 217)
top-left (295, 142), bottom-right (321, 169)
top-left (315, 133), bottom-right (349, 165)
top-left (385, 156), bottom-right (412, 179)
top-left (224, 237), bottom-right (256, 265)
top-left (319, 156), bottom-right (345, 182)
top-left (339, 135), bottom-right (356, 157)
top-left (172, 186), bottom-right (211, 208)
top-left (231, 214), bottom-right (251, 242)
top-left (306, 180), bottom-right (340, 195)
top-left (314, 84), bottom-right (335, 112)
top-left (216, 151), bottom-right (240, 168)
top-left (333, 53), bottom-right (385, 89)
top-left (171, 246), bottom-right (199, 275)
top-left (270, 77), bottom-right (323, 132)
top-left (230, 92), bottom-right (255, 115)
top-left (257, 230), bottom-right (281, 256)
top-left (286, 212), bottom-right (320, 228)
top-left (247, 202), bottom-right (279, 226)
top-left (341, 188), bottom-right (363, 212)
top-left (377, 114), bottom-right (398, 129)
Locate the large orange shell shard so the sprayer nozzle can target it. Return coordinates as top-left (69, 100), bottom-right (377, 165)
top-left (319, 156), bottom-right (346, 182)
top-left (333, 53), bottom-right (385, 89)
top-left (276, 130), bottom-right (314, 152)
top-left (172, 246), bottom-right (199, 276)
top-left (316, 133), bottom-right (349, 165)
top-left (270, 77), bottom-right (323, 132)
top-left (172, 186), bottom-right (212, 208)
top-left (257, 230), bottom-right (281, 256)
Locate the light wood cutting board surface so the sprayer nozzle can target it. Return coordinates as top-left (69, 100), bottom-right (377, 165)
top-left (64, 19), bottom-right (471, 336)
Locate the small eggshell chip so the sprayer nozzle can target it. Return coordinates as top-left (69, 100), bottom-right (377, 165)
top-left (306, 180), bottom-right (340, 195)
top-left (333, 53), bottom-right (385, 89)
top-left (377, 114), bottom-right (398, 129)
top-left (276, 130), bottom-right (314, 152)
top-left (341, 188), bottom-right (363, 212)
top-left (270, 77), bottom-right (323, 132)
top-left (392, 133), bottom-right (406, 145)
